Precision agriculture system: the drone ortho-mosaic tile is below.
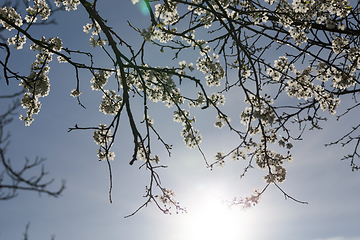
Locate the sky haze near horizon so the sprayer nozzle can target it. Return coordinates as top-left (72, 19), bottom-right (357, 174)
top-left (0, 1), bottom-right (360, 240)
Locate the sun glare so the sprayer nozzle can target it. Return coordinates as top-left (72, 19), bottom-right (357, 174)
top-left (181, 194), bottom-right (247, 240)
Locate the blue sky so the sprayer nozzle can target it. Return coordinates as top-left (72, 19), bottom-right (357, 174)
top-left (1, 1), bottom-right (360, 240)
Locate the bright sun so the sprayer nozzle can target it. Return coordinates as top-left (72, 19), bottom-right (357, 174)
top-left (181, 193), bottom-right (247, 240)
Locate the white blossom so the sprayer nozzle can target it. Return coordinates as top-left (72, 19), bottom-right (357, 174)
top-left (54, 0), bottom-right (80, 11)
top-left (90, 70), bottom-right (113, 90)
top-left (99, 90), bottom-right (122, 115)
top-left (7, 35), bottom-right (26, 49)
top-left (332, 36), bottom-right (348, 54)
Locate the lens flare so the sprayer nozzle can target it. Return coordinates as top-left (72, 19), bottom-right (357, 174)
top-left (137, 1), bottom-right (149, 16)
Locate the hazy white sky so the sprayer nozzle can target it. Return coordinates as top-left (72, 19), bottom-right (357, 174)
top-left (0, 1), bottom-right (359, 240)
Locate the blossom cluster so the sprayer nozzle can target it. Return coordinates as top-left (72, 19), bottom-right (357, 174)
top-left (99, 90), bottom-right (122, 115)
top-left (83, 21), bottom-right (107, 47)
top-left (240, 94), bottom-right (275, 128)
top-left (288, 26), bottom-right (308, 46)
top-left (239, 0), bottom-right (268, 25)
top-left (267, 56), bottom-right (342, 115)
top-left (255, 147), bottom-right (293, 183)
top-left (90, 70), bottom-right (113, 91)
top-left (266, 56), bottom-right (294, 81)
top-left (115, 67), bottom-right (183, 110)
top-left (1, 3), bottom-right (65, 126)
top-left (177, 60), bottom-right (194, 75)
top-left (230, 189), bottom-right (261, 208)
top-left (154, 2), bottom-right (179, 25)
top-left (54, 0), bottom-right (80, 11)
top-left (7, 34), bottom-right (27, 50)
top-left (214, 114), bottom-right (231, 129)
top-left (0, 6), bottom-right (23, 30)
top-left (1, 6), bottom-right (26, 49)
top-left (93, 124), bottom-right (115, 161)
top-left (18, 36), bottom-right (63, 125)
top-left (134, 0), bottom-right (353, 55)
top-left (156, 188), bottom-right (176, 209)
top-left (173, 110), bottom-right (202, 148)
top-left (140, 25), bottom-right (178, 43)
top-left (231, 148), bottom-right (247, 161)
top-left (25, 0), bottom-right (51, 22)
top-left (264, 0), bottom-right (351, 46)
top-left (332, 37), bottom-right (348, 55)
top-left (188, 92), bottom-right (206, 108)
top-left (196, 53), bottom-right (225, 87)
top-left (136, 141), bottom-right (161, 164)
